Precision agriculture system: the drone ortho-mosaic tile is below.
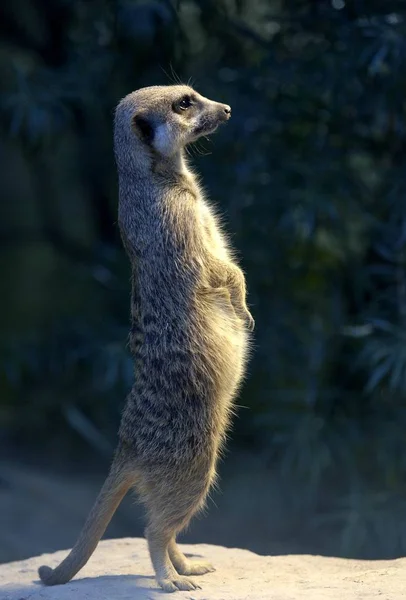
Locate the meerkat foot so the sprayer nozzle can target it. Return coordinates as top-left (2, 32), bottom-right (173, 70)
top-left (158, 576), bottom-right (201, 592)
top-left (177, 560), bottom-right (215, 576)
top-left (146, 527), bottom-right (202, 593)
top-left (168, 538), bottom-right (215, 576)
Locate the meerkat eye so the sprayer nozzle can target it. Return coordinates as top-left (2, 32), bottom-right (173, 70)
top-left (177, 96), bottom-right (193, 111)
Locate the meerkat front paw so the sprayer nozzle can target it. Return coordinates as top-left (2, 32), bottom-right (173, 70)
top-left (244, 310), bottom-right (255, 331)
top-left (176, 559), bottom-right (215, 576)
top-left (158, 576), bottom-right (202, 592)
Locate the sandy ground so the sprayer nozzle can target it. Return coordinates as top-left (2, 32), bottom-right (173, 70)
top-left (1, 537), bottom-right (406, 600)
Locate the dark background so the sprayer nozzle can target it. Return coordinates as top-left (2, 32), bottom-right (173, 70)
top-left (2, 0), bottom-right (406, 565)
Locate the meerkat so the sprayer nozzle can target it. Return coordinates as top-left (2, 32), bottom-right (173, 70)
top-left (38, 84), bottom-right (254, 593)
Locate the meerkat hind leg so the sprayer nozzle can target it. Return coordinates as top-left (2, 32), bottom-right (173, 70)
top-left (168, 537), bottom-right (215, 576)
top-left (146, 526), bottom-right (201, 593)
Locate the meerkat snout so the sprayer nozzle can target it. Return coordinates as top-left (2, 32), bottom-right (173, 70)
top-left (222, 104), bottom-right (232, 117)
top-left (213, 103), bottom-right (231, 125)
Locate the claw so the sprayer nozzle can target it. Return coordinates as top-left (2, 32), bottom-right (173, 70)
top-left (159, 576), bottom-right (201, 592)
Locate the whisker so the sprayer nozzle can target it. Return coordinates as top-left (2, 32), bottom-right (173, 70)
top-left (159, 65), bottom-right (174, 85)
top-left (169, 63), bottom-right (183, 85)
top-left (187, 75), bottom-right (196, 88)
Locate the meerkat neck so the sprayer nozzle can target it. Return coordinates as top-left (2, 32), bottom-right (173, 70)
top-left (150, 149), bottom-right (190, 180)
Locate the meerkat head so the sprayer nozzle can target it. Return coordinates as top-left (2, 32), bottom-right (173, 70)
top-left (114, 85), bottom-right (231, 171)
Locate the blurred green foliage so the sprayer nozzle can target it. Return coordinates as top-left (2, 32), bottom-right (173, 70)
top-left (1, 0), bottom-right (406, 557)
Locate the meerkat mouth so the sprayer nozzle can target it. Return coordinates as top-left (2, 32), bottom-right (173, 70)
top-left (193, 120), bottom-right (220, 137)
top-left (195, 124), bottom-right (219, 136)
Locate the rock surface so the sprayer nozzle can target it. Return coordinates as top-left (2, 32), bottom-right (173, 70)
top-left (1, 537), bottom-right (406, 599)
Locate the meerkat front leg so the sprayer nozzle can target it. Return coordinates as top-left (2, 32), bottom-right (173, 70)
top-left (223, 264), bottom-right (255, 331)
top-left (168, 537), bottom-right (215, 576)
top-left (206, 260), bottom-right (254, 330)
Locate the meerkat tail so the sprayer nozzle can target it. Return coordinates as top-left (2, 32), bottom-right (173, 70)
top-left (38, 465), bottom-right (133, 586)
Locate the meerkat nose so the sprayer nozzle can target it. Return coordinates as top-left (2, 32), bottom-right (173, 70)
top-left (223, 105), bottom-right (231, 116)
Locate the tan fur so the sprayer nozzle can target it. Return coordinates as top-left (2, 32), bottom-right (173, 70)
top-left (38, 85), bottom-right (253, 593)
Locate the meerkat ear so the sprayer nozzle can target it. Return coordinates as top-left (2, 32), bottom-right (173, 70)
top-left (132, 114), bottom-right (154, 143)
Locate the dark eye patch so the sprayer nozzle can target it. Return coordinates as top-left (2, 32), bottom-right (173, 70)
top-left (173, 95), bottom-right (194, 112)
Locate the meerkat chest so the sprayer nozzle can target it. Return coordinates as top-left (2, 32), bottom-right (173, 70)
top-left (198, 200), bottom-right (230, 262)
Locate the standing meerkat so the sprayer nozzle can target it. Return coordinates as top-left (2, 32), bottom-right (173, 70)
top-left (38, 84), bottom-right (254, 593)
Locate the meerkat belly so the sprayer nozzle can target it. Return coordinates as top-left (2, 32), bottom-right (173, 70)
top-left (198, 216), bottom-right (249, 396)
top-left (200, 297), bottom-right (248, 398)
